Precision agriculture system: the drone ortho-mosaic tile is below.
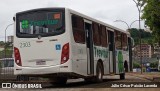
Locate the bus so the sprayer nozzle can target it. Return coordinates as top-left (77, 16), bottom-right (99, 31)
top-left (13, 8), bottom-right (132, 84)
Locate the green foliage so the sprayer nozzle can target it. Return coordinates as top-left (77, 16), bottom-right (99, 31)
top-left (128, 28), bottom-right (153, 45)
top-left (133, 61), bottom-right (141, 68)
top-left (0, 41), bottom-right (5, 46)
top-left (0, 42), bottom-right (13, 58)
top-left (133, 0), bottom-right (147, 7)
top-left (142, 0), bottom-right (160, 45)
top-left (0, 48), bottom-right (13, 58)
top-left (150, 61), bottom-right (158, 68)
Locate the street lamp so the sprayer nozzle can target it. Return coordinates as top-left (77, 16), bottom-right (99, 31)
top-left (114, 20), bottom-right (130, 30)
top-left (130, 20), bottom-right (143, 29)
top-left (132, 0), bottom-right (144, 74)
top-left (4, 23), bottom-right (14, 58)
top-left (114, 20), bottom-right (143, 31)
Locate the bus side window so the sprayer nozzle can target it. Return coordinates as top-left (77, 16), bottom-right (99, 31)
top-left (100, 25), bottom-right (108, 47)
top-left (92, 23), bottom-right (101, 46)
top-left (122, 33), bottom-right (128, 51)
top-left (71, 15), bottom-right (85, 44)
top-left (115, 30), bottom-right (122, 50)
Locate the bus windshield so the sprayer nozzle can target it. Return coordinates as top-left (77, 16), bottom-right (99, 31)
top-left (16, 9), bottom-right (65, 38)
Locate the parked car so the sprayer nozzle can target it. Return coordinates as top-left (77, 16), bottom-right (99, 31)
top-left (0, 58), bottom-right (17, 80)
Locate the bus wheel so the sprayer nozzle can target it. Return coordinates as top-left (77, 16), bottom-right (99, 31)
top-left (120, 73), bottom-right (125, 80)
top-left (95, 62), bottom-right (103, 82)
top-left (51, 77), bottom-right (67, 85)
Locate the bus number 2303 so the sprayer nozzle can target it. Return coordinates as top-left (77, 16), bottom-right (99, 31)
top-left (20, 42), bottom-right (31, 48)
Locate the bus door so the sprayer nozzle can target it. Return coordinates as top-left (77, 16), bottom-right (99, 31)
top-left (128, 37), bottom-right (132, 72)
top-left (108, 30), bottom-right (116, 74)
top-left (85, 22), bottom-right (94, 75)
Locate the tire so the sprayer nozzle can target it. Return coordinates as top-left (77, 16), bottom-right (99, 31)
top-left (120, 73), bottom-right (125, 80)
top-left (50, 77), bottom-right (67, 86)
top-left (95, 62), bottom-right (103, 82)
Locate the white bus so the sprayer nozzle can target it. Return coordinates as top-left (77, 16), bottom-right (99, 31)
top-left (13, 8), bottom-right (132, 84)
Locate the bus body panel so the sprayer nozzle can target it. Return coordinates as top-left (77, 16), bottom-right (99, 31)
top-left (123, 50), bottom-right (130, 72)
top-left (71, 44), bottom-right (88, 76)
top-left (115, 50), bottom-right (124, 74)
top-left (14, 35), bottom-right (67, 67)
top-left (115, 49), bottom-right (129, 74)
top-left (93, 46), bottom-right (110, 75)
top-left (69, 12), bottom-right (88, 76)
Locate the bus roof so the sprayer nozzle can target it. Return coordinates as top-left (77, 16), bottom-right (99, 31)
top-left (67, 8), bottom-right (130, 36)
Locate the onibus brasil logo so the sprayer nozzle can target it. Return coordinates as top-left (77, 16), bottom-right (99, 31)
top-left (1, 83), bottom-right (42, 88)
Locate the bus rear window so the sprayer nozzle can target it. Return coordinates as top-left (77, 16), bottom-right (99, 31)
top-left (16, 9), bottom-right (65, 38)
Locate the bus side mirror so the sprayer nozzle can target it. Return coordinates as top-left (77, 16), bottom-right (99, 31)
top-left (13, 17), bottom-right (15, 22)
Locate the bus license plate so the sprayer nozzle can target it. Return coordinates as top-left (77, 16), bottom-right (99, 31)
top-left (36, 60), bottom-right (46, 65)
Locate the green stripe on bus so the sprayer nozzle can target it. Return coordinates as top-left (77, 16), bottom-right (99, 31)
top-left (118, 51), bottom-right (124, 73)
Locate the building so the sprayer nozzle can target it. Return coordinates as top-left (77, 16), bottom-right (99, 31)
top-left (7, 36), bottom-right (14, 43)
top-left (134, 44), bottom-right (154, 59)
top-left (154, 43), bottom-right (159, 54)
top-left (153, 43), bottom-right (160, 59)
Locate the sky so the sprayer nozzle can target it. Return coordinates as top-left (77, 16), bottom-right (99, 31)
top-left (0, 0), bottom-right (145, 41)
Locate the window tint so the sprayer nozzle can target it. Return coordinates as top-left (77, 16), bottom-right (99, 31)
top-left (115, 30), bottom-right (122, 49)
top-left (100, 25), bottom-right (108, 47)
top-left (72, 15), bottom-right (85, 43)
top-left (93, 23), bottom-right (100, 46)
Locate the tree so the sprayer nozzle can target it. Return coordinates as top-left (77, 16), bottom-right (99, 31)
top-left (0, 41), bottom-right (5, 46)
top-left (133, 61), bottom-right (141, 68)
top-left (150, 61), bottom-right (158, 68)
top-left (142, 0), bottom-right (160, 46)
top-left (128, 28), bottom-right (153, 45)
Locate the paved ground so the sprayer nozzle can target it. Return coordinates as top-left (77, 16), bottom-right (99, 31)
top-left (0, 73), bottom-right (160, 91)
top-left (127, 72), bottom-right (160, 82)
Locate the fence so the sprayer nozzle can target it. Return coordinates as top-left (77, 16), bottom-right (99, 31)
top-left (0, 55), bottom-right (48, 82)
top-left (0, 57), bottom-right (16, 82)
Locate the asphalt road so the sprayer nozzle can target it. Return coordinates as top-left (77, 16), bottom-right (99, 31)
top-left (1, 74), bottom-right (159, 91)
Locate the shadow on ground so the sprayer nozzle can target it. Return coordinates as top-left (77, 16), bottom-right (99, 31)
top-left (43, 78), bottom-right (121, 88)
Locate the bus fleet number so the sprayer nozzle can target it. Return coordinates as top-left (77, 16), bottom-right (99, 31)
top-left (20, 42), bottom-right (31, 48)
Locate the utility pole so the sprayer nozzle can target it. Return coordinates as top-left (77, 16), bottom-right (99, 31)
top-left (132, 0), bottom-right (143, 74)
top-left (4, 23), bottom-right (14, 58)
